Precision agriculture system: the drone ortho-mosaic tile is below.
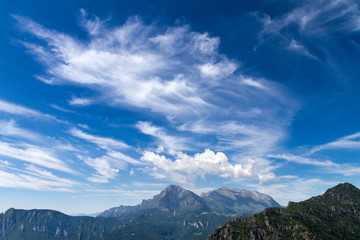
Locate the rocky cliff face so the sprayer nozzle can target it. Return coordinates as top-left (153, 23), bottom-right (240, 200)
top-left (140, 185), bottom-right (209, 211)
top-left (208, 183), bottom-right (360, 240)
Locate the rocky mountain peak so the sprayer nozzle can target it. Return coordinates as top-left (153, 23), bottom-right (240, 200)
top-left (161, 185), bottom-right (187, 197)
top-left (325, 182), bottom-right (358, 194)
top-left (140, 185), bottom-right (207, 212)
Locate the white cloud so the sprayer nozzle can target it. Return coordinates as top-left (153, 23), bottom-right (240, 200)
top-left (198, 61), bottom-right (237, 79)
top-left (140, 148), bottom-right (274, 184)
top-left (0, 99), bottom-right (66, 124)
top-left (258, 173), bottom-right (276, 184)
top-left (69, 128), bottom-right (139, 183)
top-left (255, 0), bottom-right (360, 63)
top-left (14, 14), bottom-right (221, 118)
top-left (0, 141), bottom-right (73, 173)
top-left (270, 153), bottom-right (339, 167)
top-left (68, 97), bottom-right (93, 106)
top-left (107, 151), bottom-right (139, 165)
top-left (50, 104), bottom-right (76, 113)
top-left (258, 0), bottom-right (360, 39)
top-left (241, 77), bottom-right (265, 89)
top-left (69, 128), bottom-right (130, 150)
top-left (136, 121), bottom-right (191, 151)
top-left (78, 151), bottom-right (139, 183)
top-left (310, 131), bottom-right (360, 154)
top-left (13, 11), bottom-right (299, 184)
top-left (0, 119), bottom-right (41, 141)
top-left (270, 153), bottom-right (360, 176)
top-left (287, 39), bottom-right (319, 60)
top-left (0, 164), bottom-right (77, 191)
top-left (0, 99), bottom-right (42, 117)
top-left (80, 155), bottom-right (121, 183)
top-left (179, 120), bottom-right (284, 156)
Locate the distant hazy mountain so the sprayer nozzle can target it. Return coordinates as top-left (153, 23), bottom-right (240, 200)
top-left (99, 185), bottom-right (211, 218)
top-left (99, 185), bottom-right (279, 218)
top-left (202, 186), bottom-right (280, 214)
top-left (208, 183), bottom-right (360, 240)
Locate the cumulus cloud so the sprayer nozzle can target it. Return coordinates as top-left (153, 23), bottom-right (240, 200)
top-left (140, 148), bottom-right (274, 184)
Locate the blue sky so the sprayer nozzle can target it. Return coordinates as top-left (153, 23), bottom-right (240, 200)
top-left (1, 0), bottom-right (360, 214)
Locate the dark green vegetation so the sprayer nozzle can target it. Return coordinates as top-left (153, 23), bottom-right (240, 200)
top-left (0, 185), bottom-right (279, 239)
top-left (0, 208), bottom-right (121, 240)
top-left (208, 183), bottom-right (360, 240)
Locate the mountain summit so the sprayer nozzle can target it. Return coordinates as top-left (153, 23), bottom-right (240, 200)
top-left (140, 185), bottom-right (208, 211)
top-left (208, 182), bottom-right (360, 240)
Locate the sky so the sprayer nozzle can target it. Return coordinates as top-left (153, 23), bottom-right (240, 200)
top-left (0, 0), bottom-right (360, 215)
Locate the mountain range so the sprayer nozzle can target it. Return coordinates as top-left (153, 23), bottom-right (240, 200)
top-left (0, 185), bottom-right (279, 239)
top-left (208, 182), bottom-right (360, 240)
top-left (99, 185), bottom-right (279, 218)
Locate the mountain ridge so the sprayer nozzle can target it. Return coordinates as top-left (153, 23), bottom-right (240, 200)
top-left (98, 184), bottom-right (280, 217)
top-left (0, 184), bottom-right (280, 240)
top-left (208, 182), bottom-right (360, 240)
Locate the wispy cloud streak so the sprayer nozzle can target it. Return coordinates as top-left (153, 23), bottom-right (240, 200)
top-left (13, 11), bottom-right (299, 184)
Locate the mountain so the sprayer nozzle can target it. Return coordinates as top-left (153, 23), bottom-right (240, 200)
top-left (0, 185), bottom-right (280, 240)
top-left (99, 185), bottom-right (279, 218)
top-left (141, 185), bottom-right (209, 212)
top-left (100, 185), bottom-right (227, 239)
top-left (99, 185), bottom-right (280, 240)
top-left (202, 187), bottom-right (280, 215)
top-left (0, 208), bottom-right (121, 240)
top-left (208, 182), bottom-right (360, 240)
top-left (100, 185), bottom-right (210, 218)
